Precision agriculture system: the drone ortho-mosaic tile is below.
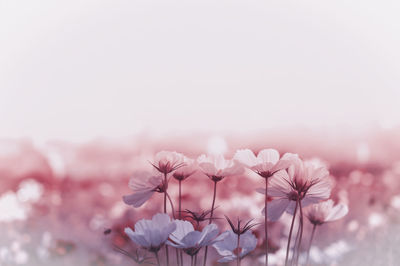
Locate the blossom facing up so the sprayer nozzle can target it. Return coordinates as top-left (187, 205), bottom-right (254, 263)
top-left (262, 154), bottom-right (332, 221)
top-left (167, 220), bottom-right (219, 256)
top-left (234, 149), bottom-right (291, 178)
top-left (213, 230), bottom-right (258, 263)
top-left (306, 199), bottom-right (349, 225)
top-left (122, 171), bottom-right (165, 208)
top-left (197, 154), bottom-right (244, 182)
top-left (173, 158), bottom-right (197, 181)
top-left (124, 213), bottom-right (176, 252)
top-left (151, 151), bottom-right (186, 175)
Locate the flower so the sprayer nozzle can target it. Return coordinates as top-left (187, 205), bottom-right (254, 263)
top-left (122, 171), bottom-right (165, 208)
top-left (306, 199), bottom-right (349, 225)
top-left (197, 154), bottom-right (244, 182)
top-left (124, 213), bottom-right (176, 252)
top-left (167, 220), bottom-right (219, 256)
top-left (151, 151), bottom-right (186, 175)
top-left (182, 208), bottom-right (217, 228)
top-left (262, 154), bottom-right (332, 221)
top-left (213, 230), bottom-right (258, 262)
top-left (234, 148), bottom-right (291, 178)
top-left (173, 158), bottom-right (197, 181)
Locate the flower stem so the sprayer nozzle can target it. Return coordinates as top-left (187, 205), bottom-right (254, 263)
top-left (155, 251), bottom-right (161, 266)
top-left (285, 200), bottom-right (298, 266)
top-left (194, 254), bottom-right (198, 266)
top-left (264, 177), bottom-right (269, 266)
top-left (179, 180), bottom-right (182, 220)
top-left (305, 224), bottom-right (317, 266)
top-left (202, 180), bottom-right (218, 266)
top-left (191, 255), bottom-right (194, 266)
top-left (163, 173), bottom-right (170, 266)
top-left (237, 233), bottom-right (241, 266)
top-left (176, 248), bottom-right (180, 266)
top-left (295, 199), bottom-right (304, 265)
top-left (166, 192), bottom-right (176, 219)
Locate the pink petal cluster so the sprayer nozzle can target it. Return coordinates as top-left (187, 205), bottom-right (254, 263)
top-left (306, 199), bottom-right (349, 225)
top-left (197, 154), bottom-right (243, 182)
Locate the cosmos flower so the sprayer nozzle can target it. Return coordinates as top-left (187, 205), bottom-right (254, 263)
top-left (172, 158), bottom-right (197, 181)
top-left (151, 151), bottom-right (186, 175)
top-left (213, 230), bottom-right (258, 263)
top-left (306, 199), bottom-right (349, 225)
top-left (234, 148), bottom-right (291, 178)
top-left (122, 171), bottom-right (165, 208)
top-left (124, 213), bottom-right (176, 252)
top-left (262, 154), bottom-right (332, 221)
top-left (166, 220), bottom-right (219, 256)
top-left (197, 154), bottom-right (244, 182)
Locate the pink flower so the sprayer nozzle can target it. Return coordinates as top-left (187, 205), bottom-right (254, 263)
top-left (124, 213), bottom-right (176, 252)
top-left (151, 151), bottom-right (186, 175)
top-left (306, 199), bottom-right (349, 225)
top-left (263, 154), bottom-right (332, 221)
top-left (197, 154), bottom-right (244, 182)
top-left (172, 158), bottom-right (197, 181)
top-left (234, 148), bottom-right (291, 178)
top-left (122, 171), bottom-right (165, 208)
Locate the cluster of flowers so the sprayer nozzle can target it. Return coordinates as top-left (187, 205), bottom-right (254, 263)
top-left (121, 150), bottom-right (349, 266)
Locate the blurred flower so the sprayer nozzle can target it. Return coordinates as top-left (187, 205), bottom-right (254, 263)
top-left (122, 172), bottom-right (165, 207)
top-left (172, 158), bottom-right (197, 181)
top-left (167, 220), bottom-right (219, 256)
top-left (234, 149), bottom-right (290, 178)
top-left (262, 154), bottom-right (332, 221)
top-left (197, 154), bottom-right (243, 182)
top-left (213, 230), bottom-right (257, 263)
top-left (306, 199), bottom-right (349, 225)
top-left (124, 213), bottom-right (176, 252)
top-left (151, 151), bottom-right (186, 175)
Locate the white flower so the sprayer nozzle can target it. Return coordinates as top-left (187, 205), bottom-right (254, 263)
top-left (306, 199), bottom-right (348, 225)
top-left (166, 220), bottom-right (219, 256)
top-left (122, 171), bottom-right (165, 207)
top-left (234, 149), bottom-right (291, 178)
top-left (262, 154), bottom-right (332, 221)
top-left (124, 213), bottom-right (176, 252)
top-left (197, 154), bottom-right (244, 182)
top-left (213, 230), bottom-right (257, 262)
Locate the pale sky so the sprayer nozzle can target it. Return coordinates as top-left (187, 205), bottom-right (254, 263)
top-left (1, 0), bottom-right (399, 142)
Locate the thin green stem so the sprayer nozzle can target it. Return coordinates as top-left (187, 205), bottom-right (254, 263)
top-left (202, 180), bottom-right (218, 266)
top-left (305, 224), bottom-right (317, 266)
top-left (285, 200), bottom-right (298, 266)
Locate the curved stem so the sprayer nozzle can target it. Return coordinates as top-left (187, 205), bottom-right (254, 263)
top-left (166, 192), bottom-right (176, 219)
top-left (305, 224), bottom-right (317, 266)
top-left (285, 200), bottom-right (298, 266)
top-left (203, 180), bottom-right (218, 266)
top-left (264, 178), bottom-right (269, 266)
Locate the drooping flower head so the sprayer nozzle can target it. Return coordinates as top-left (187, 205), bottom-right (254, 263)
top-left (123, 171), bottom-right (166, 208)
top-left (234, 148), bottom-right (291, 179)
top-left (197, 154), bottom-right (244, 182)
top-left (306, 199), bottom-right (349, 225)
top-left (167, 220), bottom-right (220, 256)
top-left (213, 230), bottom-right (258, 263)
top-left (172, 157), bottom-right (197, 181)
top-left (151, 151), bottom-right (186, 175)
top-left (263, 154), bottom-right (332, 221)
top-left (124, 213), bottom-right (176, 253)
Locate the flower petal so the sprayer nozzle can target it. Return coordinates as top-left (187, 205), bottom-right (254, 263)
top-left (325, 203), bottom-right (349, 222)
top-left (257, 149), bottom-right (279, 164)
top-left (265, 198), bottom-right (290, 221)
top-left (122, 190), bottom-right (154, 208)
top-left (234, 149), bottom-right (258, 167)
